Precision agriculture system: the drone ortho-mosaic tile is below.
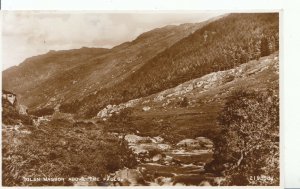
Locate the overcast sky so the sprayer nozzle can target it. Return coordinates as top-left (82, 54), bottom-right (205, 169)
top-left (1, 11), bottom-right (223, 70)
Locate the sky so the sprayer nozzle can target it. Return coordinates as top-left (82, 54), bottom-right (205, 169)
top-left (1, 11), bottom-right (223, 70)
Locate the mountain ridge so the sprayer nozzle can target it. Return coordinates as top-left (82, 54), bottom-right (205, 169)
top-left (3, 21), bottom-right (211, 109)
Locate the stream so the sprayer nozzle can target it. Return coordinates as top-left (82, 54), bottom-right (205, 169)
top-left (107, 134), bottom-right (221, 186)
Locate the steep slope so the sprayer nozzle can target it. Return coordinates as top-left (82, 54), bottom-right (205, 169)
top-left (2, 90), bottom-right (32, 126)
top-left (3, 22), bottom-right (211, 109)
top-left (97, 52), bottom-right (279, 142)
top-left (78, 13), bottom-right (279, 117)
top-left (3, 47), bottom-right (110, 105)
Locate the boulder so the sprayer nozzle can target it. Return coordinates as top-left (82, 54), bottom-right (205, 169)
top-left (125, 134), bottom-right (144, 143)
top-left (176, 139), bottom-right (200, 148)
top-left (142, 106), bottom-right (151, 111)
top-left (113, 168), bottom-right (145, 186)
top-left (152, 154), bottom-right (163, 162)
top-left (153, 136), bottom-right (164, 143)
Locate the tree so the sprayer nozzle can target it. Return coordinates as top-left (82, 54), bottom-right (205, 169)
top-left (179, 97), bottom-right (189, 107)
top-left (105, 108), bottom-right (135, 134)
top-left (205, 89), bottom-right (279, 186)
top-left (260, 36), bottom-right (270, 57)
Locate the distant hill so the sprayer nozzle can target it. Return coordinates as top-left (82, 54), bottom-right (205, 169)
top-left (3, 21), bottom-right (211, 111)
top-left (2, 13), bottom-right (278, 118)
top-left (77, 13), bottom-right (279, 117)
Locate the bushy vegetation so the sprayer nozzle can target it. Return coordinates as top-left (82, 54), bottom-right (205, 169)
top-left (60, 100), bottom-right (81, 114)
top-left (205, 89), bottom-right (279, 185)
top-left (179, 97), bottom-right (189, 107)
top-left (28, 107), bottom-right (55, 117)
top-left (2, 119), bottom-right (137, 186)
top-left (103, 108), bottom-right (136, 134)
top-left (2, 98), bottom-right (32, 125)
top-left (78, 13), bottom-right (279, 118)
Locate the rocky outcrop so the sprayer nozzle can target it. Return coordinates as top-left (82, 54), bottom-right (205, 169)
top-left (177, 137), bottom-right (214, 149)
top-left (124, 134), bottom-right (171, 157)
top-left (97, 99), bottom-right (140, 119)
top-left (96, 53), bottom-right (279, 119)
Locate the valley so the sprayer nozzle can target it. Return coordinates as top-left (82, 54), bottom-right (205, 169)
top-left (2, 13), bottom-right (279, 186)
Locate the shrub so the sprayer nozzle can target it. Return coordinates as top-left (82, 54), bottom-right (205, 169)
top-left (205, 89), bottom-right (279, 186)
top-left (29, 107), bottom-right (55, 117)
top-left (179, 97), bottom-right (189, 107)
top-left (2, 119), bottom-right (137, 186)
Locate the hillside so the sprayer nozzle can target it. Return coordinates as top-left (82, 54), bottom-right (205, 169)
top-left (75, 13), bottom-right (279, 117)
top-left (2, 12), bottom-right (279, 186)
top-left (96, 52), bottom-right (279, 142)
top-left (96, 52), bottom-right (279, 186)
top-left (3, 47), bottom-right (110, 104)
top-left (3, 22), bottom-right (210, 110)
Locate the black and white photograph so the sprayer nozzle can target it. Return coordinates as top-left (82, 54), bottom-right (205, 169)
top-left (2, 11), bottom-right (280, 186)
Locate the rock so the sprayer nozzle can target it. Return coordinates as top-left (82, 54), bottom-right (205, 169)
top-left (176, 139), bottom-right (200, 148)
top-left (97, 108), bottom-right (108, 118)
top-left (164, 155), bottom-right (173, 163)
top-left (213, 177), bottom-right (226, 186)
top-left (153, 136), bottom-right (164, 143)
top-left (155, 177), bottom-right (173, 186)
top-left (113, 168), bottom-right (145, 186)
top-left (125, 134), bottom-right (151, 144)
top-left (152, 154), bottom-right (163, 162)
top-left (157, 144), bottom-right (171, 150)
top-left (199, 181), bottom-right (211, 186)
top-left (185, 84), bottom-right (193, 92)
top-left (18, 104), bottom-right (28, 115)
top-left (142, 106), bottom-right (151, 111)
top-left (129, 145), bottom-right (149, 155)
top-left (142, 100), bottom-right (150, 104)
top-left (125, 134), bottom-right (144, 143)
top-left (97, 99), bottom-right (141, 118)
top-left (154, 95), bottom-right (165, 102)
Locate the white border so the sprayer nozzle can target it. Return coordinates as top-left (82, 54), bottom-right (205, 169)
top-left (1, 0), bottom-right (282, 11)
top-left (1, 0), bottom-right (300, 188)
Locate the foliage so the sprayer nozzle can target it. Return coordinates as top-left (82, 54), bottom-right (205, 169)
top-left (28, 107), bottom-right (55, 117)
top-left (80, 13), bottom-right (279, 117)
top-left (60, 100), bottom-right (81, 114)
top-left (104, 108), bottom-right (136, 134)
top-left (205, 89), bottom-right (279, 186)
top-left (179, 97), bottom-right (189, 107)
top-left (2, 119), bottom-right (137, 186)
top-left (2, 98), bottom-right (32, 125)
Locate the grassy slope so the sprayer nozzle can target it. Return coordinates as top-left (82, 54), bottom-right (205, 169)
top-left (103, 52), bottom-right (279, 144)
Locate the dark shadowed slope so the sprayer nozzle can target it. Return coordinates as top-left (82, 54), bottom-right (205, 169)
top-left (3, 47), bottom-right (110, 105)
top-left (3, 21), bottom-right (211, 109)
